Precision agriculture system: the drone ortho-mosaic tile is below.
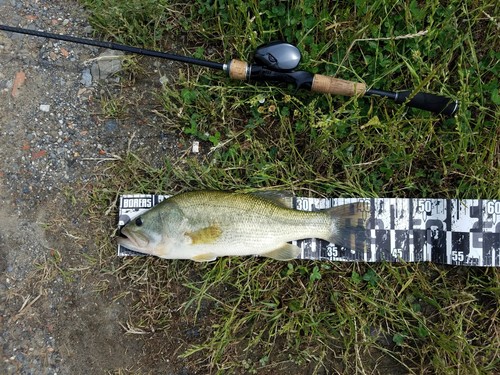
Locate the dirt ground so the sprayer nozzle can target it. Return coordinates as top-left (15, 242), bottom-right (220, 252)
top-left (0, 1), bottom-right (195, 374)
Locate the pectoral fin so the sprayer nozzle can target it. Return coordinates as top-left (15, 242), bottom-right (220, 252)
top-left (191, 253), bottom-right (218, 262)
top-left (262, 243), bottom-right (301, 261)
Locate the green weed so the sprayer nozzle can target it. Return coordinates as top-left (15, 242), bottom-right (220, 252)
top-left (82, 0), bottom-right (500, 373)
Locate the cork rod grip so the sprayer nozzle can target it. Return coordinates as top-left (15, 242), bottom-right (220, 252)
top-left (227, 59), bottom-right (248, 80)
top-left (311, 74), bottom-right (366, 96)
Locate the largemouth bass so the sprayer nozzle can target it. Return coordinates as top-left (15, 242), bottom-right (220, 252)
top-left (118, 191), bottom-right (369, 261)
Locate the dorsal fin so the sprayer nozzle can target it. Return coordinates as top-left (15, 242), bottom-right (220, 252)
top-left (249, 190), bottom-right (294, 208)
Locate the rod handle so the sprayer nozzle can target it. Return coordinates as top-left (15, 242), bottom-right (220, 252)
top-left (394, 90), bottom-right (458, 116)
top-left (311, 74), bottom-right (366, 96)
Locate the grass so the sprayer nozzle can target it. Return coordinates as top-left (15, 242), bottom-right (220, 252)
top-left (80, 0), bottom-right (499, 373)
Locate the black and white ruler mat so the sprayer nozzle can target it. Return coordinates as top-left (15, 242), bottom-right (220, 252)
top-left (117, 195), bottom-right (500, 267)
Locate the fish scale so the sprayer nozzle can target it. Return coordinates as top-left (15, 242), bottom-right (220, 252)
top-left (179, 196), bottom-right (328, 247)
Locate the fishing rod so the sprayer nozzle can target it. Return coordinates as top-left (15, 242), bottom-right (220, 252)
top-left (0, 24), bottom-right (458, 116)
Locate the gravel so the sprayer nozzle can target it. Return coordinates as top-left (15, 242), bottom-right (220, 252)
top-left (0, 1), bottom-right (184, 374)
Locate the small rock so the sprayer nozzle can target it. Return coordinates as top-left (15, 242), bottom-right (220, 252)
top-left (0, 79), bottom-right (10, 90)
top-left (40, 104), bottom-right (51, 112)
top-left (26, 22), bottom-right (37, 31)
top-left (60, 47), bottom-right (70, 58)
top-left (80, 68), bottom-right (92, 87)
top-left (92, 49), bottom-right (124, 80)
top-left (90, 63), bottom-right (99, 81)
top-left (104, 119), bottom-right (118, 132)
top-left (0, 33), bottom-right (13, 50)
top-left (11, 71), bottom-right (26, 97)
top-left (83, 25), bottom-right (93, 34)
top-left (192, 141), bottom-right (200, 153)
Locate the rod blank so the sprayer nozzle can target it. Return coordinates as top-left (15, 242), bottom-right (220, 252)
top-left (0, 24), bottom-right (224, 70)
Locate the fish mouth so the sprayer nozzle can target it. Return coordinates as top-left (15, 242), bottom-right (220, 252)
top-left (117, 228), bottom-right (150, 254)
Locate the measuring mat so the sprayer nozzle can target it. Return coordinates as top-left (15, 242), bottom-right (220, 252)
top-left (118, 195), bottom-right (500, 267)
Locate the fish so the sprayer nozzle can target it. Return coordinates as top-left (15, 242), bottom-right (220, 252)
top-left (117, 190), bottom-right (369, 262)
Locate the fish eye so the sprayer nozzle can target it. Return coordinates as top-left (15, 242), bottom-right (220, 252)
top-left (135, 217), bottom-right (143, 226)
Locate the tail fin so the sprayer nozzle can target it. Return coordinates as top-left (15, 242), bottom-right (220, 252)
top-left (326, 202), bottom-right (371, 251)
